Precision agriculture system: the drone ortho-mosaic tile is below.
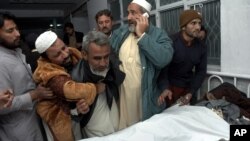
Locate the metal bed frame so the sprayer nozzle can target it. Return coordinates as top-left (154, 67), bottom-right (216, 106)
top-left (206, 71), bottom-right (250, 98)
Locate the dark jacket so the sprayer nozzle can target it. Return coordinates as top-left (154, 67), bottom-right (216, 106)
top-left (63, 31), bottom-right (84, 46)
top-left (70, 53), bottom-right (125, 127)
top-left (158, 32), bottom-right (207, 95)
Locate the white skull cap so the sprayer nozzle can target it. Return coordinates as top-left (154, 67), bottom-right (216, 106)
top-left (35, 30), bottom-right (57, 54)
top-left (131, 0), bottom-right (152, 12)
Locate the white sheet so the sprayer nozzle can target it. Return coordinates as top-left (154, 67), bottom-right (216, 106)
top-left (79, 105), bottom-right (229, 141)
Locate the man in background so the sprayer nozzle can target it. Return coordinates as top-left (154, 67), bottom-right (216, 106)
top-left (63, 22), bottom-right (84, 50)
top-left (111, 0), bottom-right (173, 129)
top-left (95, 9), bottom-right (113, 37)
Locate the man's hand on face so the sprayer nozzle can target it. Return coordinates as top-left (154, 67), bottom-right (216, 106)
top-left (135, 14), bottom-right (149, 37)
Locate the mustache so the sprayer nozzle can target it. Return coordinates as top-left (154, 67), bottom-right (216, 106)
top-left (99, 66), bottom-right (109, 70)
top-left (63, 56), bottom-right (71, 64)
top-left (102, 27), bottom-right (109, 30)
top-left (14, 37), bottom-right (21, 42)
top-left (128, 20), bottom-right (135, 25)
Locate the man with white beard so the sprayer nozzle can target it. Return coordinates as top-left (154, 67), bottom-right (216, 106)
top-left (70, 31), bottom-right (125, 138)
top-left (110, 0), bottom-right (173, 129)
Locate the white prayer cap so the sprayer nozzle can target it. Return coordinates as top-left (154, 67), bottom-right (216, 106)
top-left (131, 0), bottom-right (152, 12)
top-left (35, 31), bottom-right (57, 53)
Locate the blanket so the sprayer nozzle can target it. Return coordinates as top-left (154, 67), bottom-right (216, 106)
top-left (80, 105), bottom-right (229, 141)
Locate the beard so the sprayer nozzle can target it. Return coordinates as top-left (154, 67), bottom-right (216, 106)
top-left (102, 27), bottom-right (111, 35)
top-left (90, 65), bottom-right (110, 78)
top-left (128, 24), bottom-right (136, 33)
top-left (62, 56), bottom-right (73, 71)
top-left (0, 38), bottom-right (20, 49)
top-left (128, 20), bottom-right (136, 33)
top-left (185, 30), bottom-right (200, 39)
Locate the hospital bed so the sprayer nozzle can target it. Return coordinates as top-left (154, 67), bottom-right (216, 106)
top-left (80, 105), bottom-right (229, 141)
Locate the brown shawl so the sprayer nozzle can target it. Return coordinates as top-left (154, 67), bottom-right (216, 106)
top-left (33, 47), bottom-right (96, 141)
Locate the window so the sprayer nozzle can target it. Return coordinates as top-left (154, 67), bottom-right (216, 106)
top-left (147, 0), bottom-right (156, 10)
top-left (110, 0), bottom-right (121, 21)
top-left (110, 0), bottom-right (221, 66)
top-left (190, 0), bottom-right (221, 65)
top-left (160, 7), bottom-right (183, 35)
top-left (149, 15), bottom-right (156, 26)
top-left (160, 0), bottom-right (181, 6)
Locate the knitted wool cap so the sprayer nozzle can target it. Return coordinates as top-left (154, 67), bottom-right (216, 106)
top-left (179, 9), bottom-right (202, 28)
top-left (35, 31), bottom-right (57, 53)
top-left (131, 0), bottom-right (152, 13)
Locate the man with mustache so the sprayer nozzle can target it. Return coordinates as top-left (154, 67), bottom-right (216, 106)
top-left (95, 9), bottom-right (113, 38)
top-left (0, 12), bottom-right (54, 141)
top-left (33, 30), bottom-right (105, 141)
top-left (110, 0), bottom-right (173, 129)
top-left (158, 9), bottom-right (207, 107)
top-left (70, 31), bottom-right (125, 137)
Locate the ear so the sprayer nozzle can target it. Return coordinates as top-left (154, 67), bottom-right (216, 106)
top-left (81, 50), bottom-right (88, 60)
top-left (182, 26), bottom-right (186, 31)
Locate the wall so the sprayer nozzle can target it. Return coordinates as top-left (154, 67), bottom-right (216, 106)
top-left (71, 17), bottom-right (90, 35)
top-left (87, 0), bottom-right (108, 31)
top-left (198, 0), bottom-right (250, 96)
top-left (221, 0), bottom-right (250, 75)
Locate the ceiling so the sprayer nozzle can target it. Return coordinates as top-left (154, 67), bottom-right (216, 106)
top-left (0, 0), bottom-right (89, 35)
top-left (0, 0), bottom-right (83, 11)
top-left (0, 0), bottom-right (88, 17)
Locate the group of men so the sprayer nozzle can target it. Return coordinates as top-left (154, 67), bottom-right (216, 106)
top-left (0, 0), bottom-right (207, 140)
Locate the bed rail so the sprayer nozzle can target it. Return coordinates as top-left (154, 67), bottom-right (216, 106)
top-left (207, 71), bottom-right (250, 98)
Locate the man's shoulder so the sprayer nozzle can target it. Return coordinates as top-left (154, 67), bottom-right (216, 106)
top-left (75, 31), bottom-right (83, 34)
top-left (113, 25), bottom-right (128, 34)
top-left (194, 38), bottom-right (207, 50)
top-left (147, 24), bottom-right (168, 36)
top-left (36, 58), bottom-right (66, 72)
top-left (169, 32), bottom-right (180, 41)
top-left (110, 25), bottom-right (129, 45)
top-left (0, 48), bottom-right (19, 66)
top-left (70, 59), bottom-right (86, 82)
top-left (34, 58), bottom-right (69, 83)
top-left (75, 31), bottom-right (84, 38)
